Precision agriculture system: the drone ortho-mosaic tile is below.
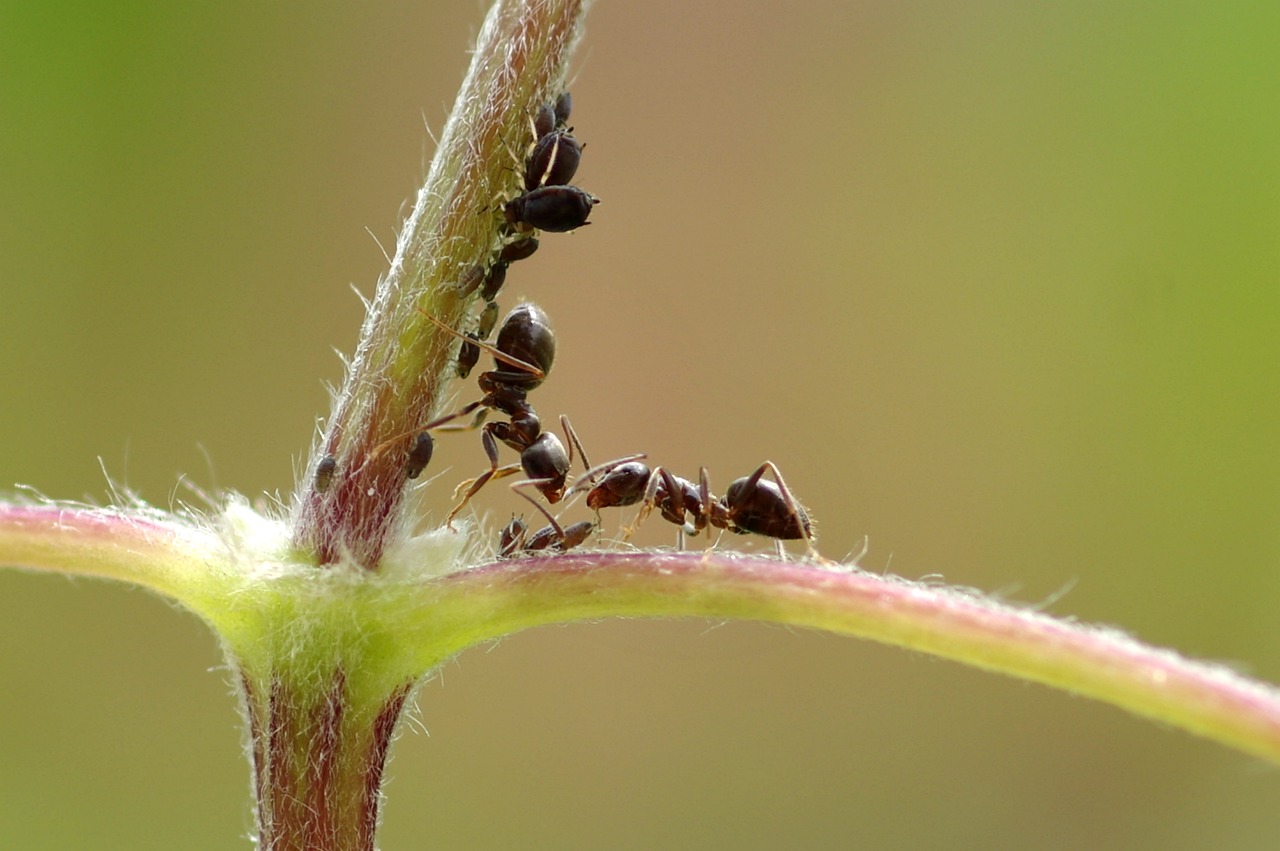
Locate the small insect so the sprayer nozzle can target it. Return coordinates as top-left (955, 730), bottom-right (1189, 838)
top-left (505, 185), bottom-right (598, 232)
top-left (455, 264), bottom-right (486, 297)
top-left (314, 455), bottom-right (337, 493)
top-left (553, 91), bottom-right (572, 127)
top-left (532, 91), bottom-right (571, 139)
top-left (524, 129), bottom-right (583, 190)
top-left (497, 490), bottom-right (594, 559)
top-left (498, 234), bottom-right (539, 264)
top-left (479, 261), bottom-right (508, 303)
top-left (405, 431), bottom-right (435, 480)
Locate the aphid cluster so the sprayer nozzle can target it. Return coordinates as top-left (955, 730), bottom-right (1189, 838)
top-left (504, 92), bottom-right (599, 233)
top-left (319, 91), bottom-right (816, 561)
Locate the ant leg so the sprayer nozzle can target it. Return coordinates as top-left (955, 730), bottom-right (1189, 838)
top-left (444, 427), bottom-right (510, 526)
top-left (560, 415), bottom-right (592, 474)
top-left (366, 400), bottom-right (485, 465)
top-left (623, 466), bottom-right (665, 541)
top-left (509, 487), bottom-right (595, 554)
top-left (418, 309), bottom-right (545, 379)
top-left (434, 407), bottom-right (490, 433)
top-left (513, 486), bottom-right (566, 539)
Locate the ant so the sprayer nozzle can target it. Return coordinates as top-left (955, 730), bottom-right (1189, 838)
top-left (571, 458), bottom-right (816, 556)
top-left (497, 489), bottom-right (594, 559)
top-left (377, 303), bottom-right (586, 524)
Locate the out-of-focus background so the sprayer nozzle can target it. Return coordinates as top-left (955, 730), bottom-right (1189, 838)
top-left (2, 2), bottom-right (1278, 848)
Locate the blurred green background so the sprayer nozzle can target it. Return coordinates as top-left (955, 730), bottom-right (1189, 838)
top-left (2, 2), bottom-right (1278, 848)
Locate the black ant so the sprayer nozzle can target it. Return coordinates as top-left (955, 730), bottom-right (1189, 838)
top-left (497, 489), bottom-right (594, 559)
top-left (571, 458), bottom-right (815, 556)
top-left (377, 303), bottom-right (586, 523)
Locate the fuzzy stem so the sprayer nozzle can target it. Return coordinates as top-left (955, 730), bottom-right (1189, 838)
top-left (239, 666), bottom-right (413, 851)
top-left (408, 552), bottom-right (1280, 765)
top-left (0, 503), bottom-right (216, 604)
top-left (290, 0), bottom-right (587, 569)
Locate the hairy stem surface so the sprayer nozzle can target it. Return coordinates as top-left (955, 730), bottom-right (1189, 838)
top-left (290, 0), bottom-right (586, 569)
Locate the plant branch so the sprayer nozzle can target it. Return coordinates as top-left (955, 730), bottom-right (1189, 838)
top-left (406, 551), bottom-right (1280, 765)
top-left (0, 502), bottom-right (215, 603)
top-left (290, 0), bottom-right (588, 569)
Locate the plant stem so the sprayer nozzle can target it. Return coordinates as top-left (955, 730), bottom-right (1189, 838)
top-left (410, 552), bottom-right (1280, 764)
top-left (290, 0), bottom-right (587, 570)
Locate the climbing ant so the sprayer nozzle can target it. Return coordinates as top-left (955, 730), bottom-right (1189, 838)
top-left (377, 303), bottom-right (588, 523)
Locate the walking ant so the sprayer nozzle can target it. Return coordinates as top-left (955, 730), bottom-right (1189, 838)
top-left (571, 458), bottom-right (815, 556)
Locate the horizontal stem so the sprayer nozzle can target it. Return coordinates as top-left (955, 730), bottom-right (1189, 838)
top-left (414, 551), bottom-right (1280, 764)
top-left (0, 503), bottom-right (215, 604)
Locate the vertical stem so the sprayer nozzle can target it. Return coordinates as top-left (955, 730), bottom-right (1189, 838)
top-left (240, 664), bottom-right (416, 851)
top-left (290, 0), bottom-right (587, 569)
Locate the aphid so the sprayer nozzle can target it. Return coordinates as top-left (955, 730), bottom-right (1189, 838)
top-left (479, 261), bottom-right (508, 303)
top-left (533, 103), bottom-right (556, 139)
top-left (524, 130), bottom-right (584, 190)
top-left (553, 91), bottom-right (572, 128)
top-left (314, 455), bottom-right (337, 493)
top-left (476, 300), bottom-right (500, 338)
top-left (405, 431), bottom-right (435, 480)
top-left (532, 91), bottom-right (571, 139)
top-left (498, 490), bottom-right (594, 559)
top-left (505, 185), bottom-right (598, 232)
top-left (456, 337), bottom-right (481, 378)
top-left (455, 264), bottom-right (485, 297)
top-left (498, 234), bottom-right (539, 264)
